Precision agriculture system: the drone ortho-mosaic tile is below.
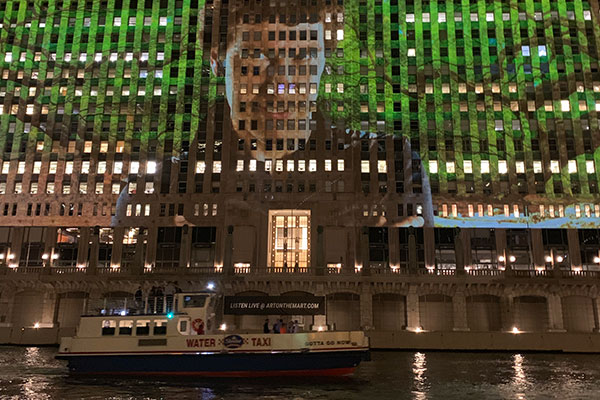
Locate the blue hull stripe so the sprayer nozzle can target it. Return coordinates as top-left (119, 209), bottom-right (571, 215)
top-left (57, 350), bottom-right (368, 375)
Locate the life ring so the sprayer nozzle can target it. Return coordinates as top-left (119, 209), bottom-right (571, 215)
top-left (192, 318), bottom-right (205, 334)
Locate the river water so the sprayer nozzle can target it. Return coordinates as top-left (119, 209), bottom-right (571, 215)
top-left (0, 347), bottom-right (599, 399)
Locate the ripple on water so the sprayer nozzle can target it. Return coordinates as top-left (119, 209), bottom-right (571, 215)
top-left (0, 347), bottom-right (600, 399)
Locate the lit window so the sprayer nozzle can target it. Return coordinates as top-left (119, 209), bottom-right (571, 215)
top-left (46, 182), bottom-right (55, 194)
top-left (17, 161), bottom-right (26, 174)
top-left (550, 160), bottom-right (560, 173)
top-left (406, 14), bottom-right (415, 23)
top-left (516, 161), bottom-right (525, 174)
top-left (429, 160), bottom-right (438, 173)
top-left (407, 48), bottom-right (416, 57)
top-left (128, 182), bottom-right (136, 194)
top-left (522, 46), bottom-right (530, 56)
top-left (538, 45), bottom-right (547, 57)
top-left (145, 182), bottom-right (154, 194)
top-left (287, 160), bottom-right (294, 172)
top-left (113, 161), bottom-right (123, 174)
top-left (275, 159), bottom-right (283, 172)
top-left (84, 141), bottom-right (93, 152)
top-left (249, 159), bottom-right (257, 172)
top-left (236, 160), bottom-right (244, 172)
top-left (337, 159), bottom-right (345, 171)
top-left (325, 159), bottom-right (332, 171)
top-left (95, 182), bottom-right (104, 194)
top-left (130, 161), bottom-right (139, 174)
top-left (298, 160), bottom-right (305, 172)
top-left (265, 160), bottom-right (272, 172)
top-left (498, 160), bottom-right (507, 174)
top-left (586, 160), bottom-right (595, 174)
top-left (81, 161), bottom-right (90, 174)
top-left (33, 161), bottom-right (42, 174)
top-left (377, 160), bottom-right (387, 173)
top-left (112, 183), bottom-right (120, 194)
top-left (533, 161), bottom-right (542, 173)
top-left (195, 161), bottom-right (206, 174)
top-left (486, 12), bottom-right (494, 21)
top-left (159, 16), bottom-right (167, 26)
top-left (461, 160), bottom-right (472, 174)
top-left (361, 160), bottom-right (370, 173)
top-left (79, 183), bottom-right (87, 194)
top-left (438, 13), bottom-right (446, 22)
top-left (336, 29), bottom-right (344, 40)
top-left (146, 161), bottom-right (157, 174)
top-left (213, 161), bottom-right (222, 173)
top-left (446, 161), bottom-right (455, 173)
top-left (481, 160), bottom-right (490, 174)
top-left (568, 160), bottom-right (577, 174)
top-left (560, 100), bottom-right (570, 112)
top-left (325, 30), bottom-right (331, 40)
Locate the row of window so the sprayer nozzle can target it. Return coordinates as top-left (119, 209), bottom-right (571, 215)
top-left (427, 160), bottom-right (597, 176)
top-left (438, 203), bottom-right (600, 220)
top-left (403, 10), bottom-right (592, 24)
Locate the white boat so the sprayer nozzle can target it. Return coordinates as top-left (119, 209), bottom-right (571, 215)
top-left (56, 292), bottom-right (370, 377)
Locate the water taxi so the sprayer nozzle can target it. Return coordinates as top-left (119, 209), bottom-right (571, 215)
top-left (56, 292), bottom-right (370, 376)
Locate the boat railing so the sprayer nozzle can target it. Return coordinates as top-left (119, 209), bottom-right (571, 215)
top-left (86, 295), bottom-right (178, 316)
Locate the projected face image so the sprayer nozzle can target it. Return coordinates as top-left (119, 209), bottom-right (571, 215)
top-left (214, 9), bottom-right (329, 157)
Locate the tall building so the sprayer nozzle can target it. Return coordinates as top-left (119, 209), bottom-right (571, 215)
top-left (1, 0), bottom-right (600, 346)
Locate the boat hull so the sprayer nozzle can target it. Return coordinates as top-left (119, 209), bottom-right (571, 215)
top-left (57, 350), bottom-right (369, 377)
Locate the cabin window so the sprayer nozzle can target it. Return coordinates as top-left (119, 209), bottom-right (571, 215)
top-left (183, 295), bottom-right (207, 308)
top-left (102, 320), bottom-right (116, 335)
top-left (119, 320), bottom-right (133, 335)
top-left (178, 319), bottom-right (188, 334)
top-left (136, 320), bottom-right (151, 336)
top-left (154, 319), bottom-right (168, 335)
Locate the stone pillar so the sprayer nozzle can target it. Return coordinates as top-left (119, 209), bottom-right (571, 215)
top-left (567, 229), bottom-right (582, 270)
top-left (223, 225), bottom-right (233, 275)
top-left (179, 225), bottom-right (191, 269)
top-left (88, 228), bottom-right (100, 270)
top-left (408, 228), bottom-right (418, 273)
top-left (500, 295), bottom-right (514, 331)
top-left (454, 228), bottom-right (465, 273)
top-left (388, 227), bottom-right (400, 268)
top-left (44, 228), bottom-right (57, 268)
top-left (592, 297), bottom-right (600, 333)
top-left (359, 285), bottom-right (373, 330)
top-left (406, 285), bottom-right (420, 331)
top-left (452, 289), bottom-right (469, 331)
top-left (145, 227), bottom-right (157, 270)
top-left (10, 227), bottom-right (23, 267)
top-left (0, 288), bottom-right (16, 326)
top-left (424, 227), bottom-right (435, 269)
top-left (111, 227), bottom-right (124, 268)
top-left (495, 229), bottom-right (508, 269)
top-left (546, 294), bottom-right (565, 332)
top-left (40, 291), bottom-right (57, 327)
top-left (360, 227), bottom-right (370, 275)
top-left (530, 229), bottom-right (545, 269)
top-left (315, 226), bottom-right (325, 276)
top-left (461, 229), bottom-right (472, 269)
top-left (257, 210), bottom-right (269, 268)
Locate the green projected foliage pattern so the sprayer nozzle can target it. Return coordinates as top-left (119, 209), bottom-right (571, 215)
top-left (0, 0), bottom-right (599, 229)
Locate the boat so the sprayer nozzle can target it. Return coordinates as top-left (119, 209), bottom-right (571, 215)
top-left (56, 292), bottom-right (370, 376)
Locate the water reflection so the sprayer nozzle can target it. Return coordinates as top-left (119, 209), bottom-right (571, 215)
top-left (412, 352), bottom-right (428, 399)
top-left (512, 353), bottom-right (527, 399)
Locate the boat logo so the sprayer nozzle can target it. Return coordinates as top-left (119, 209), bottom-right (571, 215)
top-left (223, 335), bottom-right (244, 349)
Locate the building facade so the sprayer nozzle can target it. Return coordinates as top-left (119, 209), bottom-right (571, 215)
top-left (1, 0), bottom-right (600, 346)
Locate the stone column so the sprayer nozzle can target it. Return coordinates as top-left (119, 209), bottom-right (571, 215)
top-left (10, 227), bottom-right (23, 267)
top-left (388, 227), bottom-right (400, 268)
top-left (567, 229), bottom-right (582, 270)
top-left (111, 227), bottom-right (124, 268)
top-left (530, 229), bottom-right (545, 269)
top-left (408, 227), bottom-right (418, 273)
top-left (495, 229), bottom-right (508, 270)
top-left (359, 285), bottom-right (373, 330)
top-left (500, 295), bottom-right (514, 331)
top-left (145, 226), bottom-right (157, 270)
top-left (454, 228), bottom-right (465, 273)
top-left (424, 227), bottom-right (435, 270)
top-left (315, 225), bottom-right (325, 276)
top-left (461, 229), bottom-right (472, 269)
top-left (0, 288), bottom-right (16, 327)
top-left (40, 291), bottom-right (57, 327)
top-left (452, 289), bottom-right (469, 331)
top-left (179, 225), bottom-right (191, 269)
top-left (360, 227), bottom-right (370, 275)
top-left (223, 225), bottom-right (233, 275)
top-left (546, 294), bottom-right (566, 332)
top-left (88, 228), bottom-right (100, 270)
top-left (406, 285), bottom-right (420, 331)
top-left (592, 297), bottom-right (600, 333)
